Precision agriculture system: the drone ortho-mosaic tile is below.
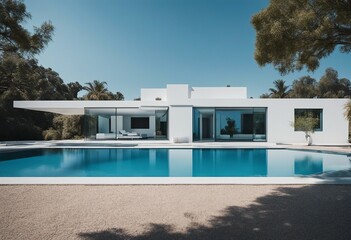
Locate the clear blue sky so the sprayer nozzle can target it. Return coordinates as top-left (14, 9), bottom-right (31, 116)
top-left (25, 0), bottom-right (351, 100)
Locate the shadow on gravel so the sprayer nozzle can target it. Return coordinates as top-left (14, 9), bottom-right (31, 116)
top-left (78, 185), bottom-right (351, 240)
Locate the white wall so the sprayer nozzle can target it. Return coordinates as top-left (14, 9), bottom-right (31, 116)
top-left (167, 84), bottom-right (190, 104)
top-left (265, 99), bottom-right (348, 144)
top-left (185, 98), bottom-right (348, 144)
top-left (168, 106), bottom-right (193, 142)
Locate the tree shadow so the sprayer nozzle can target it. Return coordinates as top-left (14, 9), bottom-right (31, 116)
top-left (78, 185), bottom-right (351, 240)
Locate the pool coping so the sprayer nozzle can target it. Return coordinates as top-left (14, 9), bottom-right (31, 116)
top-left (1, 177), bottom-right (351, 185)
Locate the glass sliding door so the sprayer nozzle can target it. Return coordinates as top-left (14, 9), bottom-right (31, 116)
top-left (253, 108), bottom-right (267, 141)
top-left (155, 109), bottom-right (168, 140)
top-left (84, 108), bottom-right (117, 140)
top-left (216, 108), bottom-right (254, 141)
top-left (193, 108), bottom-right (215, 141)
top-left (204, 107), bottom-right (267, 142)
top-left (193, 108), bottom-right (200, 141)
top-left (84, 107), bottom-right (169, 140)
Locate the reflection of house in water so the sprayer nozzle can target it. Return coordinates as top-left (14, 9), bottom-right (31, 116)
top-left (45, 149), bottom-right (351, 177)
top-left (294, 156), bottom-right (323, 175)
top-left (1, 148), bottom-right (350, 177)
top-left (267, 149), bottom-right (351, 177)
top-left (192, 149), bottom-right (268, 177)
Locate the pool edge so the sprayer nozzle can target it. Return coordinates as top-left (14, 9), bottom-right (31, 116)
top-left (1, 177), bottom-right (351, 185)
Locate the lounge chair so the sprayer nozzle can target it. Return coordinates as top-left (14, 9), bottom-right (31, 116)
top-left (118, 130), bottom-right (142, 139)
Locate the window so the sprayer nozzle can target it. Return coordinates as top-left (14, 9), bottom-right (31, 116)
top-left (193, 107), bottom-right (267, 142)
top-left (294, 109), bottom-right (323, 131)
top-left (131, 117), bottom-right (149, 129)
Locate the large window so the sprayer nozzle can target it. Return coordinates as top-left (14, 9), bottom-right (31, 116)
top-left (84, 107), bottom-right (168, 140)
top-left (193, 107), bottom-right (266, 142)
top-left (193, 108), bottom-right (215, 141)
top-left (215, 108), bottom-right (266, 141)
top-left (84, 108), bottom-right (117, 140)
top-left (155, 109), bottom-right (168, 139)
top-left (294, 109), bottom-right (323, 131)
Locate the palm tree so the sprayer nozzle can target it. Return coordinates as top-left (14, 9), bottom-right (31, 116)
top-left (269, 79), bottom-right (290, 98)
top-left (260, 93), bottom-right (271, 98)
top-left (83, 80), bottom-right (111, 100)
top-left (114, 91), bottom-right (124, 100)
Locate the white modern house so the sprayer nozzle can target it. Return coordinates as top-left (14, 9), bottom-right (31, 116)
top-left (14, 84), bottom-right (349, 144)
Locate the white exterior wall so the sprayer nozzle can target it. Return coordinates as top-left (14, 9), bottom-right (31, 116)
top-left (187, 98), bottom-right (348, 144)
top-left (167, 84), bottom-right (190, 104)
top-left (168, 106), bottom-right (193, 142)
top-left (265, 99), bottom-right (348, 144)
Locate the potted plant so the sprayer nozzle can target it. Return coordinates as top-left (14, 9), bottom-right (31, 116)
top-left (291, 114), bottom-right (319, 146)
top-left (225, 117), bottom-right (238, 138)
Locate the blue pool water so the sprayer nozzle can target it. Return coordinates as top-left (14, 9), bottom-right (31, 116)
top-left (0, 148), bottom-right (350, 177)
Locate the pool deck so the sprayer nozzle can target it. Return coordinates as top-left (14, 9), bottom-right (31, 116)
top-left (1, 140), bottom-right (351, 185)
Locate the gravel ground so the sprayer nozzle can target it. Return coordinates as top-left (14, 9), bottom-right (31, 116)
top-left (1, 185), bottom-right (351, 240)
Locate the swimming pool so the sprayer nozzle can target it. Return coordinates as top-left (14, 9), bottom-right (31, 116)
top-left (0, 148), bottom-right (350, 177)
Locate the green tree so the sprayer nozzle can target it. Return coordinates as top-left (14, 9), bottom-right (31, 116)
top-left (318, 68), bottom-right (351, 98)
top-left (252, 0), bottom-right (351, 74)
top-left (67, 81), bottom-right (83, 99)
top-left (0, 0), bottom-right (58, 140)
top-left (113, 91), bottom-right (124, 100)
top-left (83, 80), bottom-right (125, 101)
top-left (43, 115), bottom-right (83, 140)
top-left (269, 79), bottom-right (290, 98)
top-left (291, 114), bottom-right (320, 145)
top-left (224, 117), bottom-right (238, 138)
top-left (83, 80), bottom-right (111, 100)
top-left (289, 76), bottom-right (318, 98)
top-left (0, 53), bottom-right (81, 140)
top-left (0, 0), bottom-right (54, 56)
top-left (260, 93), bottom-right (271, 98)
